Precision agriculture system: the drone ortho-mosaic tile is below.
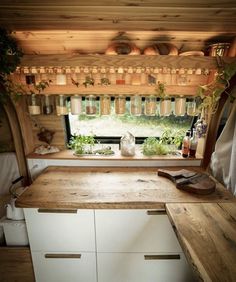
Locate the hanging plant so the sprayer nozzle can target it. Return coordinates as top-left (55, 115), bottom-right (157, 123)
top-left (0, 28), bottom-right (24, 103)
top-left (198, 62), bottom-right (236, 113)
top-left (155, 81), bottom-right (166, 98)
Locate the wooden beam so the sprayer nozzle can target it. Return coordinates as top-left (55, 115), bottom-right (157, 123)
top-left (19, 54), bottom-right (236, 69)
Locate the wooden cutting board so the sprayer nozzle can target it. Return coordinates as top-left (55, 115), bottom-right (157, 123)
top-left (157, 169), bottom-right (216, 195)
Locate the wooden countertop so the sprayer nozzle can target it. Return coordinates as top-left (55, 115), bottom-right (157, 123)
top-left (166, 203), bottom-right (236, 282)
top-left (16, 166), bottom-right (235, 209)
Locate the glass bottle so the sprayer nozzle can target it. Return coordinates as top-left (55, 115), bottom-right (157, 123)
top-left (144, 96), bottom-right (157, 116)
top-left (115, 95), bottom-right (126, 115)
top-left (86, 95), bottom-right (97, 115)
top-left (42, 95), bottom-right (54, 115)
top-left (56, 95), bottom-right (68, 115)
top-left (130, 95), bottom-right (142, 116)
top-left (160, 97), bottom-right (172, 116)
top-left (70, 95), bottom-right (82, 115)
top-left (182, 131), bottom-right (190, 158)
top-left (100, 95), bottom-right (111, 116)
top-left (175, 96), bottom-right (186, 116)
top-left (189, 129), bottom-right (198, 158)
top-left (28, 94), bottom-right (41, 115)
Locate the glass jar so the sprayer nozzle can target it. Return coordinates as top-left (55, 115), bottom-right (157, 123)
top-left (28, 94), bottom-right (41, 115)
top-left (130, 95), bottom-right (142, 116)
top-left (56, 95), bottom-right (68, 115)
top-left (144, 96), bottom-right (157, 116)
top-left (160, 97), bottom-right (172, 116)
top-left (174, 96), bottom-right (186, 116)
top-left (116, 67), bottom-right (125, 85)
top-left (115, 95), bottom-right (126, 115)
top-left (42, 95), bottom-right (54, 115)
top-left (187, 98), bottom-right (198, 116)
top-left (70, 95), bottom-right (82, 115)
top-left (100, 95), bottom-right (111, 116)
top-left (86, 95), bottom-right (97, 115)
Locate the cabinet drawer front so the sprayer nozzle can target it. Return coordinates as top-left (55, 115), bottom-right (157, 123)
top-left (97, 253), bottom-right (195, 282)
top-left (32, 251), bottom-right (96, 282)
top-left (24, 208), bottom-right (95, 252)
top-left (95, 210), bottom-right (181, 253)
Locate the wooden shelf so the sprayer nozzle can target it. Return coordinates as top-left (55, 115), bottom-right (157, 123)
top-left (23, 84), bottom-right (199, 96)
top-left (19, 54), bottom-right (236, 69)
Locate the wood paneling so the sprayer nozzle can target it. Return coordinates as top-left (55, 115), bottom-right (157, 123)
top-left (0, 247), bottom-right (35, 282)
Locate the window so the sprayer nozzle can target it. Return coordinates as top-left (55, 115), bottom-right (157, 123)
top-left (66, 97), bottom-right (196, 144)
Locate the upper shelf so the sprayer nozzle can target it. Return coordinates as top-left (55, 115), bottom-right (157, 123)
top-left (19, 54), bottom-right (236, 69)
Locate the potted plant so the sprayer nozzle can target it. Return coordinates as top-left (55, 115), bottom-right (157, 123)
top-left (141, 137), bottom-right (169, 156)
top-left (68, 134), bottom-right (97, 155)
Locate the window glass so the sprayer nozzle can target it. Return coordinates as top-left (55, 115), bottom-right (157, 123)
top-left (67, 99), bottom-right (194, 143)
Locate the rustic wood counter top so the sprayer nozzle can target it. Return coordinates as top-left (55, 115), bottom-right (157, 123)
top-left (166, 203), bottom-right (236, 282)
top-left (16, 166), bottom-right (235, 209)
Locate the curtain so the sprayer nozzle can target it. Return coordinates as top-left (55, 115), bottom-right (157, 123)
top-left (210, 88), bottom-right (236, 196)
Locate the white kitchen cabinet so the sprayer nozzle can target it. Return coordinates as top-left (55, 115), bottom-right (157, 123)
top-left (95, 209), bottom-right (182, 253)
top-left (24, 208), bottom-right (95, 252)
top-left (97, 253), bottom-right (194, 282)
top-left (32, 251), bottom-right (97, 282)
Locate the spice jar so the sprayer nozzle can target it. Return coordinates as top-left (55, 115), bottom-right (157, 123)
top-left (174, 96), bottom-right (186, 116)
top-left (145, 96), bottom-right (157, 116)
top-left (86, 95), bottom-right (97, 115)
top-left (130, 95), bottom-right (142, 116)
top-left (115, 95), bottom-right (126, 115)
top-left (120, 132), bottom-right (135, 156)
top-left (56, 95), bottom-right (68, 115)
top-left (100, 95), bottom-right (111, 116)
top-left (70, 95), bottom-right (82, 115)
top-left (42, 95), bottom-right (54, 115)
top-left (160, 97), bottom-right (172, 116)
top-left (28, 94), bottom-right (41, 115)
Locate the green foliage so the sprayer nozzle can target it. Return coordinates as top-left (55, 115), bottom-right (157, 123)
top-left (0, 28), bottom-right (23, 76)
top-left (159, 128), bottom-right (185, 148)
top-left (142, 137), bottom-right (169, 156)
top-left (100, 77), bottom-right (111, 86)
top-left (83, 76), bottom-right (95, 87)
top-left (68, 134), bottom-right (97, 154)
top-left (33, 80), bottom-right (52, 94)
top-left (198, 62), bottom-right (236, 113)
top-left (155, 81), bottom-right (166, 98)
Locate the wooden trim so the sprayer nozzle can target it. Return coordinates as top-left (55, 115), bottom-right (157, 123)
top-left (202, 74), bottom-right (236, 169)
top-left (146, 209), bottom-right (166, 215)
top-left (144, 254), bottom-right (180, 260)
top-left (38, 208), bottom-right (77, 213)
top-left (2, 93), bottom-right (30, 186)
top-left (45, 254), bottom-right (81, 259)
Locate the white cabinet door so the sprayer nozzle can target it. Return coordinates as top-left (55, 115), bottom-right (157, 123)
top-left (24, 208), bottom-right (95, 252)
top-left (95, 209), bottom-right (181, 253)
top-left (32, 251), bottom-right (97, 282)
top-left (97, 253), bottom-right (195, 282)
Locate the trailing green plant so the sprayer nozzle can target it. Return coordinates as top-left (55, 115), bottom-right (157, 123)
top-left (198, 62), bottom-right (236, 113)
top-left (155, 81), bottom-right (166, 98)
top-left (142, 137), bottom-right (169, 156)
top-left (0, 28), bottom-right (24, 103)
top-left (68, 134), bottom-right (97, 155)
top-left (83, 76), bottom-right (94, 88)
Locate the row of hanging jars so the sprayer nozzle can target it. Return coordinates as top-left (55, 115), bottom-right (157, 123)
top-left (27, 94), bottom-right (200, 117)
top-left (20, 66), bottom-right (207, 87)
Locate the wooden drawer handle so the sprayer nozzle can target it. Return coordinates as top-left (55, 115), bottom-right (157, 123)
top-left (45, 254), bottom-right (81, 259)
top-left (144, 254), bottom-right (180, 260)
top-left (38, 209), bottom-right (77, 214)
top-left (146, 209), bottom-right (166, 215)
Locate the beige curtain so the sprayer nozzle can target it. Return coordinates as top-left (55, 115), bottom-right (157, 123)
top-left (210, 88), bottom-right (236, 196)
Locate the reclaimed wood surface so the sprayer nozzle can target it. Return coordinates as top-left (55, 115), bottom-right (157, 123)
top-left (0, 247), bottom-right (35, 282)
top-left (16, 166), bottom-right (235, 209)
top-left (166, 203), bottom-right (236, 282)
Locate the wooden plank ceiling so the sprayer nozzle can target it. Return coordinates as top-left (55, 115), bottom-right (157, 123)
top-left (0, 0), bottom-right (235, 55)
